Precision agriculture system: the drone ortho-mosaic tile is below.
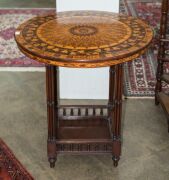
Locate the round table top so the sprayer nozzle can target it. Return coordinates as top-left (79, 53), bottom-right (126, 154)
top-left (15, 11), bottom-right (153, 68)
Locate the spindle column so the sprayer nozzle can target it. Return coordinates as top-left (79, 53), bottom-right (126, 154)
top-left (46, 65), bottom-right (59, 168)
top-left (109, 64), bottom-right (123, 167)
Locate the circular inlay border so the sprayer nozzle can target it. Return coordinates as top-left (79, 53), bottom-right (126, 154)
top-left (15, 11), bottom-right (153, 68)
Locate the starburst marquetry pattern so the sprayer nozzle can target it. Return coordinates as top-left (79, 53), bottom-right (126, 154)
top-left (15, 11), bottom-right (153, 68)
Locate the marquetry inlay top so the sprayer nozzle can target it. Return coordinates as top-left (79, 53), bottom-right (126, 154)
top-left (15, 11), bottom-right (153, 68)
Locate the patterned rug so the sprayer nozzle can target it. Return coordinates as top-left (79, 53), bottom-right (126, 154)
top-left (0, 2), bottom-right (164, 96)
top-left (0, 9), bottom-right (54, 67)
top-left (0, 138), bottom-right (34, 179)
top-left (121, 0), bottom-right (169, 96)
top-left (120, 0), bottom-right (161, 97)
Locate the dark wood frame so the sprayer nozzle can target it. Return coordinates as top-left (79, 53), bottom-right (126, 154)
top-left (155, 0), bottom-right (169, 105)
top-left (155, 0), bottom-right (169, 132)
top-left (46, 64), bottom-right (123, 168)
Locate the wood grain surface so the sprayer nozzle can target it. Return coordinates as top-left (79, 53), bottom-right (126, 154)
top-left (15, 11), bottom-right (153, 68)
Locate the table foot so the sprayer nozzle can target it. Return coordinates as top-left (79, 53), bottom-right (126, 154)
top-left (155, 95), bottom-right (159, 106)
top-left (49, 158), bottom-right (56, 168)
top-left (155, 101), bottom-right (159, 106)
top-left (47, 140), bottom-right (57, 168)
top-left (112, 156), bottom-right (120, 167)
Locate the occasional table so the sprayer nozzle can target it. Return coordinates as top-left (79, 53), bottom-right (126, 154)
top-left (15, 11), bottom-right (153, 167)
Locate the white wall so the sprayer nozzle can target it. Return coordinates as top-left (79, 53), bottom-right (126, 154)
top-left (57, 0), bottom-right (119, 12)
top-left (56, 0), bottom-right (120, 99)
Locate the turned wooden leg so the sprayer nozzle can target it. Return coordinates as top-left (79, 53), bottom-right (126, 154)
top-left (109, 64), bottom-right (123, 167)
top-left (46, 65), bottom-right (59, 168)
top-left (108, 65), bottom-right (116, 122)
top-left (155, 60), bottom-right (163, 105)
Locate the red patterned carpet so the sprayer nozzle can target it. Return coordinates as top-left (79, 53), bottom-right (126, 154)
top-left (0, 9), bottom-right (54, 67)
top-left (120, 0), bottom-right (162, 97)
top-left (0, 1), bottom-right (166, 96)
top-left (0, 139), bottom-right (34, 180)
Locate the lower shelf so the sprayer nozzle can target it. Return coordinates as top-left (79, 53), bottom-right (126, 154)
top-left (56, 117), bottom-right (112, 154)
top-left (58, 126), bottom-right (111, 140)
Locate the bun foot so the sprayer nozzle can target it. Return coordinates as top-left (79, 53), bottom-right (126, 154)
top-left (49, 158), bottom-right (56, 168)
top-left (112, 156), bottom-right (119, 167)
